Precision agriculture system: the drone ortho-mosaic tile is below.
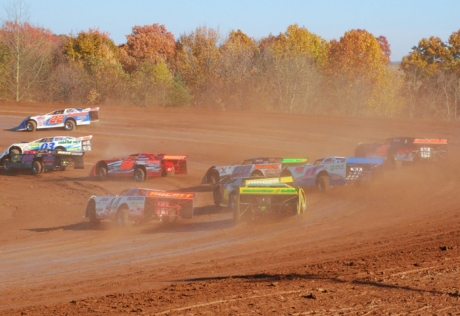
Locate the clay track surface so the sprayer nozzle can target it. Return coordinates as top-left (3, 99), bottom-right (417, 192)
top-left (0, 103), bottom-right (459, 315)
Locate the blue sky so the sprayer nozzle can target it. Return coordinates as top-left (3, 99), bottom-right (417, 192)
top-left (1, 0), bottom-right (459, 61)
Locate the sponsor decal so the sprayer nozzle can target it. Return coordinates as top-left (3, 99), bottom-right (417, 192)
top-left (414, 138), bottom-right (448, 144)
top-left (162, 155), bottom-right (187, 160)
top-left (240, 188), bottom-right (297, 194)
top-left (147, 191), bottom-right (194, 199)
top-left (282, 158), bottom-right (308, 163)
top-left (254, 164), bottom-right (280, 170)
top-left (246, 178), bottom-right (280, 185)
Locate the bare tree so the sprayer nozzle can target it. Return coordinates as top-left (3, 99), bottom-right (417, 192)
top-left (0, 0), bottom-right (55, 101)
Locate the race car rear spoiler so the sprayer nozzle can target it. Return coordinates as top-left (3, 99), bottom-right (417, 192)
top-left (159, 154), bottom-right (188, 174)
top-left (146, 190), bottom-right (194, 218)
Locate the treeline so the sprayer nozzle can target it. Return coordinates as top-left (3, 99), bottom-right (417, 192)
top-left (0, 6), bottom-right (459, 120)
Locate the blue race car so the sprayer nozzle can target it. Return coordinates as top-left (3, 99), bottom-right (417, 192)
top-left (17, 107), bottom-right (99, 132)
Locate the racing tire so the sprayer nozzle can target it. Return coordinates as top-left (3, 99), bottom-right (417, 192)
top-left (213, 187), bottom-right (222, 207)
top-left (209, 171), bottom-right (220, 188)
top-left (115, 206), bottom-right (127, 227)
top-left (9, 148), bottom-right (21, 155)
top-left (316, 175), bottom-right (330, 192)
top-left (166, 166), bottom-right (175, 177)
top-left (134, 168), bottom-right (146, 182)
top-left (161, 215), bottom-right (178, 225)
top-left (97, 165), bottom-right (108, 181)
top-left (26, 120), bottom-right (36, 132)
top-left (297, 190), bottom-right (307, 215)
top-left (64, 119), bottom-right (76, 131)
top-left (250, 170), bottom-right (264, 177)
top-left (2, 157), bottom-right (12, 173)
top-left (55, 146), bottom-right (66, 152)
top-left (32, 160), bottom-right (43, 175)
top-left (230, 194), bottom-right (242, 224)
top-left (87, 200), bottom-right (100, 226)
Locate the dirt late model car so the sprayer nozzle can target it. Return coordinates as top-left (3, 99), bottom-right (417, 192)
top-left (0, 135), bottom-right (92, 166)
top-left (202, 157), bottom-right (309, 187)
top-left (354, 137), bottom-right (448, 167)
top-left (90, 153), bottom-right (188, 182)
top-left (284, 156), bottom-right (384, 191)
top-left (213, 176), bottom-right (306, 223)
top-left (17, 107), bottom-right (99, 132)
top-left (84, 188), bottom-right (194, 226)
top-left (2, 150), bottom-right (84, 174)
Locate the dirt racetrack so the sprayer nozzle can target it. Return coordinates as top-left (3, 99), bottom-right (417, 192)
top-left (0, 102), bottom-right (459, 315)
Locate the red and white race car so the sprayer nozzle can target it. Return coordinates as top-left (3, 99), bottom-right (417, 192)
top-left (84, 188), bottom-right (194, 226)
top-left (89, 153), bottom-right (188, 182)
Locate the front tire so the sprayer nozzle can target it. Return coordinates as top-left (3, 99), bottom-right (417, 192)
top-left (2, 157), bottom-right (12, 173)
top-left (209, 171), bottom-right (220, 188)
top-left (64, 120), bottom-right (76, 131)
top-left (26, 120), bottom-right (36, 132)
top-left (134, 168), bottom-right (146, 182)
top-left (32, 160), bottom-right (43, 175)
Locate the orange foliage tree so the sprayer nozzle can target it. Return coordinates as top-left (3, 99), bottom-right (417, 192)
top-left (119, 24), bottom-right (175, 73)
top-left (0, 0), bottom-right (57, 101)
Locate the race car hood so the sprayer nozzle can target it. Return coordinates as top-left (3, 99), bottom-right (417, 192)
top-left (16, 116), bottom-right (31, 131)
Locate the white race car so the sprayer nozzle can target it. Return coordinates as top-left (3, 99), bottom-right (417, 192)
top-left (0, 135), bottom-right (92, 165)
top-left (17, 107), bottom-right (99, 132)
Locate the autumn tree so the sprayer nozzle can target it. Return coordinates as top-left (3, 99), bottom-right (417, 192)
top-left (326, 29), bottom-right (391, 115)
top-left (119, 24), bottom-right (175, 73)
top-left (400, 33), bottom-right (460, 120)
top-left (175, 26), bottom-right (221, 106)
top-left (263, 24), bottom-right (327, 113)
top-left (0, 0), bottom-right (56, 101)
top-left (63, 29), bottom-right (125, 104)
top-left (214, 29), bottom-right (258, 109)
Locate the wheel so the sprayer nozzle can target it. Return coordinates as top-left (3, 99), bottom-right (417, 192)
top-left (161, 215), bottom-right (178, 225)
top-left (230, 194), bottom-right (242, 224)
top-left (64, 119), bottom-right (75, 131)
top-left (115, 207), bottom-right (127, 227)
top-left (384, 155), bottom-right (396, 170)
top-left (213, 187), bottom-right (222, 207)
top-left (87, 200), bottom-right (100, 226)
top-left (97, 165), bottom-right (108, 181)
top-left (296, 190), bottom-right (307, 215)
top-left (166, 166), bottom-right (175, 177)
top-left (134, 168), bottom-right (146, 182)
top-left (26, 120), bottom-right (36, 132)
top-left (316, 175), bottom-right (330, 192)
top-left (250, 170), bottom-right (264, 177)
top-left (32, 160), bottom-right (43, 175)
top-left (209, 171), bottom-right (220, 188)
top-left (9, 148), bottom-right (20, 154)
top-left (55, 146), bottom-right (66, 152)
top-left (2, 157), bottom-right (12, 173)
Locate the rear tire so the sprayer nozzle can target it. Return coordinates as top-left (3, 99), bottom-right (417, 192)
top-left (213, 187), bottom-right (222, 207)
top-left (115, 206), bottom-right (127, 227)
top-left (32, 160), bottom-right (43, 175)
top-left (230, 194), bottom-right (242, 224)
top-left (209, 171), bottom-right (220, 188)
top-left (26, 120), bottom-right (36, 132)
top-left (316, 175), bottom-right (330, 192)
top-left (64, 120), bottom-right (75, 131)
top-left (9, 148), bottom-right (21, 154)
top-left (88, 200), bottom-right (100, 226)
top-left (134, 168), bottom-right (146, 182)
top-left (97, 165), bottom-right (108, 181)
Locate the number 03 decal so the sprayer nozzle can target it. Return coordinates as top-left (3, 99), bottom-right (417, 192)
top-left (40, 143), bottom-right (55, 150)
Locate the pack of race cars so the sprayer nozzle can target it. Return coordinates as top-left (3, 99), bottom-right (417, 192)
top-left (0, 107), bottom-right (449, 227)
